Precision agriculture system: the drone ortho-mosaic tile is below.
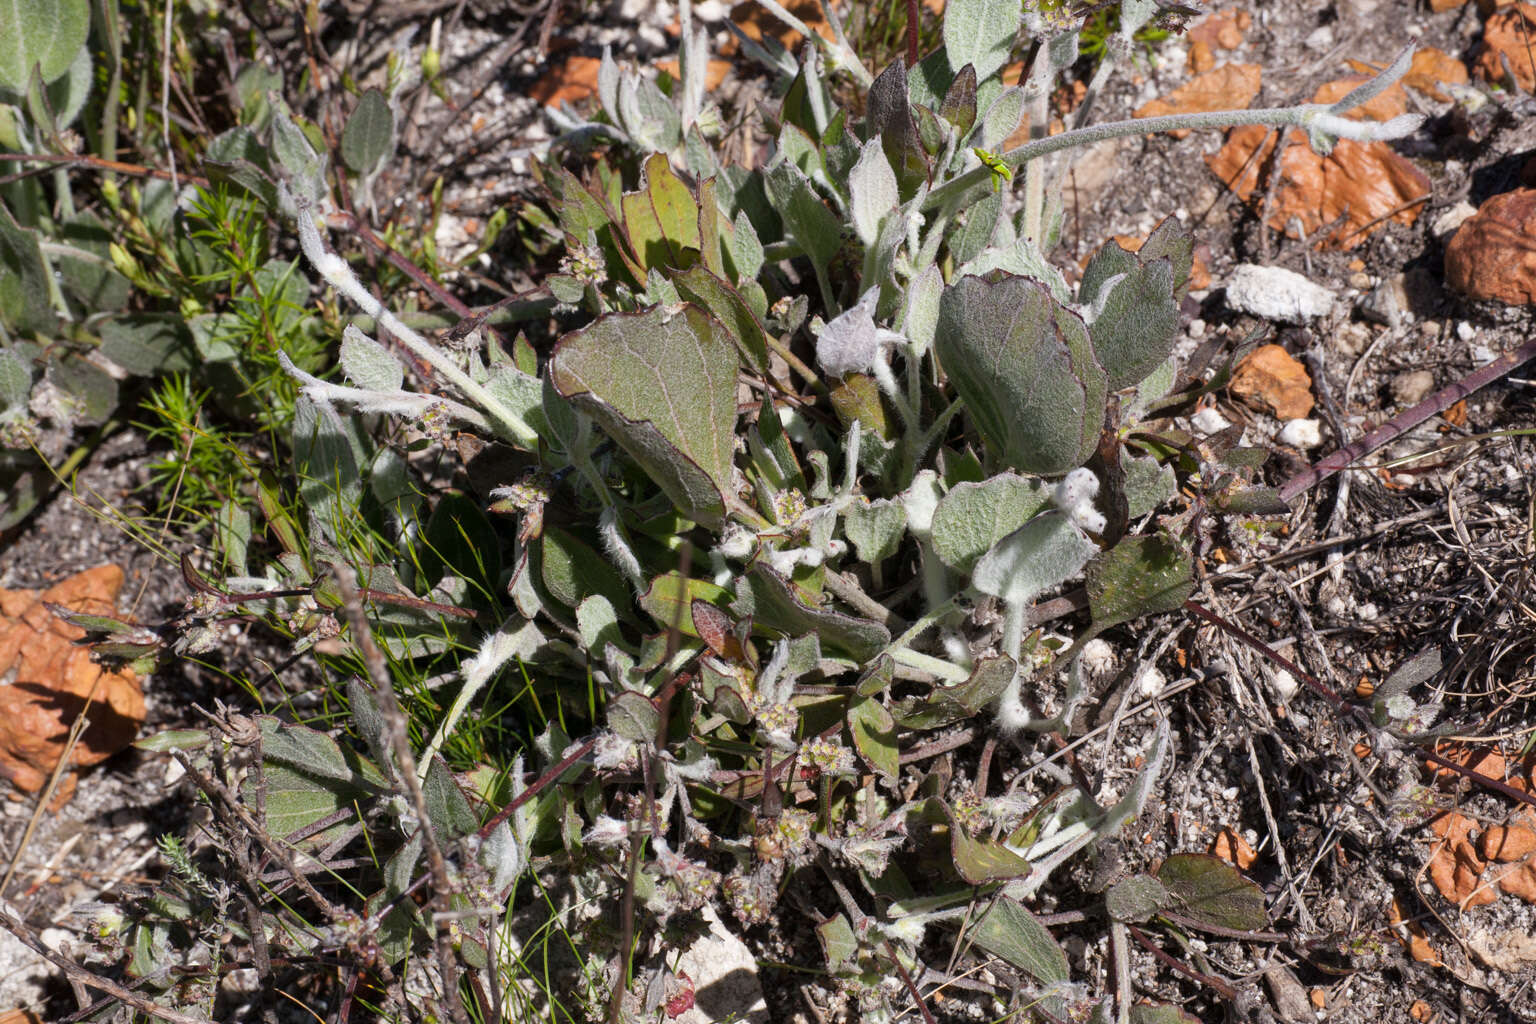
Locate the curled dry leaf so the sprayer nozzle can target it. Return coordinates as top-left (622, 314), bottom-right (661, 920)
top-left (1312, 75), bottom-right (1409, 123)
top-left (728, 0), bottom-right (835, 53)
top-left (1207, 124), bottom-right (1431, 249)
top-left (1188, 8), bottom-right (1251, 50)
top-left (1474, 3), bottom-right (1536, 91)
top-left (0, 565), bottom-right (145, 805)
top-left (655, 58), bottom-right (733, 92)
top-left (529, 55), bottom-right (601, 108)
top-left (1350, 49), bottom-right (1469, 103)
top-left (1389, 896), bottom-right (1442, 966)
top-left (1210, 826), bottom-right (1258, 869)
top-left (1427, 811), bottom-right (1498, 908)
top-left (1134, 63), bottom-right (1261, 139)
top-left (1228, 344), bottom-right (1314, 420)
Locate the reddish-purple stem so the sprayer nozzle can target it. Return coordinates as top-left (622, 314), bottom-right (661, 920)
top-left (1279, 336), bottom-right (1536, 504)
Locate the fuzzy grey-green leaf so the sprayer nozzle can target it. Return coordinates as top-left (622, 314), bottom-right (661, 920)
top-left (972, 511), bottom-right (1096, 607)
top-left (340, 327), bottom-right (404, 391)
top-left (942, 0), bottom-right (1018, 84)
top-left (1091, 257), bottom-right (1179, 390)
top-left (1085, 531), bottom-right (1194, 628)
top-left (341, 87), bottom-right (394, 174)
top-left (550, 304), bottom-right (738, 529)
top-left (972, 897), bottom-right (1069, 983)
top-left (930, 473), bottom-right (1050, 573)
top-left (0, 0), bottom-right (89, 91)
top-left (936, 272), bottom-right (1106, 476)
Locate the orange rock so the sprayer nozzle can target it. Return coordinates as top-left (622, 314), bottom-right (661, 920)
top-left (1409, 999), bottom-right (1435, 1021)
top-left (0, 566), bottom-right (145, 804)
top-left (1189, 9), bottom-right (1250, 50)
top-left (1445, 189), bottom-right (1536, 305)
top-left (1229, 344), bottom-right (1315, 419)
top-left (1315, 74), bottom-right (1409, 123)
top-left (1135, 64), bottom-right (1261, 139)
top-left (1475, 4), bottom-right (1536, 90)
top-left (1206, 126), bottom-right (1431, 249)
top-left (1429, 0), bottom-right (1465, 8)
top-left (529, 55), bottom-right (601, 108)
top-left (1493, 861), bottom-right (1536, 901)
top-left (1406, 48), bottom-right (1471, 102)
top-left (1481, 825), bottom-right (1536, 862)
top-left (655, 58), bottom-right (734, 92)
top-left (1210, 826), bottom-right (1258, 869)
top-left (1188, 40), bottom-right (1216, 73)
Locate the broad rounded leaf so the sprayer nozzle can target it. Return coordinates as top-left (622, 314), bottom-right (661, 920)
top-left (942, 0), bottom-right (1018, 84)
top-left (931, 473), bottom-right (1050, 573)
top-left (972, 512), bottom-right (1096, 608)
top-left (608, 691), bottom-right (660, 743)
top-left (1155, 853), bottom-right (1269, 932)
top-left (843, 498), bottom-right (907, 564)
top-left (1091, 257), bottom-right (1179, 390)
top-left (936, 273), bottom-right (1106, 476)
top-left (1106, 875), bottom-right (1169, 923)
top-left (639, 572), bottom-right (733, 638)
top-left (551, 303), bottom-right (738, 529)
top-left (972, 897), bottom-right (1069, 983)
top-left (1085, 532), bottom-right (1194, 628)
top-left (0, 0), bottom-right (89, 91)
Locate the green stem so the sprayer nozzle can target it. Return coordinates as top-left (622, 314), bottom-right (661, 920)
top-left (923, 104), bottom-right (1421, 216)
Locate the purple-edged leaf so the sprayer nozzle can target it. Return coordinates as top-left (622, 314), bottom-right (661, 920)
top-left (1084, 532), bottom-right (1194, 628)
top-left (936, 272), bottom-right (1106, 476)
top-left (551, 304), bottom-right (738, 529)
top-left (938, 799), bottom-right (1031, 884)
top-left (867, 59), bottom-right (929, 199)
top-left (972, 897), bottom-right (1069, 983)
top-left (735, 565), bottom-right (890, 662)
top-left (1155, 853), bottom-right (1268, 932)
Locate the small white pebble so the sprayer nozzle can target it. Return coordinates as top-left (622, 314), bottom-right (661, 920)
top-left (1357, 602), bottom-right (1379, 621)
top-left (1191, 406), bottom-right (1231, 434)
top-left (1188, 318), bottom-right (1207, 340)
top-left (1221, 786), bottom-right (1240, 802)
top-left (1472, 344), bottom-right (1497, 363)
top-left (1456, 321), bottom-right (1475, 343)
top-left (1277, 418), bottom-right (1322, 449)
top-left (1268, 669), bottom-right (1299, 702)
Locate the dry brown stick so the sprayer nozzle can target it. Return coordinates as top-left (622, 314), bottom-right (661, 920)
top-left (0, 903), bottom-right (213, 1024)
top-left (330, 562), bottom-right (469, 1024)
top-left (173, 751), bottom-right (344, 922)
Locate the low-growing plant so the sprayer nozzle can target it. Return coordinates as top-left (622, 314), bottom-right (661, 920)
top-left (49, 0), bottom-right (1438, 1020)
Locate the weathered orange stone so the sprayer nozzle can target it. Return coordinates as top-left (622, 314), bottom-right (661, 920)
top-left (0, 566), bottom-right (145, 803)
top-left (1445, 189), bottom-right (1536, 304)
